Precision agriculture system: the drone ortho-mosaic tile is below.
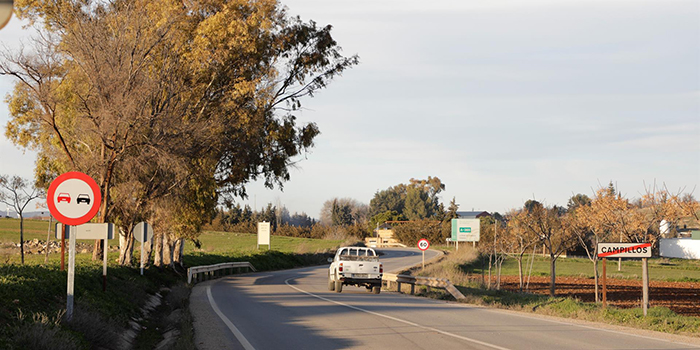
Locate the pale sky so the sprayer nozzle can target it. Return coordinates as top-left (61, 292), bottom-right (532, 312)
top-left (1, 0), bottom-right (699, 218)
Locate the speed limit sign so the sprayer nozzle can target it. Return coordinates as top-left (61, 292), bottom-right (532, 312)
top-left (417, 239), bottom-right (430, 251)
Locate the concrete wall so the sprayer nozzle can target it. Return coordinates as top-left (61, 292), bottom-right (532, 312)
top-left (659, 238), bottom-right (700, 260)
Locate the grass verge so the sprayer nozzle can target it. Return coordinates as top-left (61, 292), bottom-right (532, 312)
top-left (0, 229), bottom-right (345, 349)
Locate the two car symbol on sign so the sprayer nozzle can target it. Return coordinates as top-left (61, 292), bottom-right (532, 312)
top-left (56, 193), bottom-right (91, 205)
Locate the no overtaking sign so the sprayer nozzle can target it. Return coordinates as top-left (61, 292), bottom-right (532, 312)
top-left (47, 171), bottom-right (101, 226)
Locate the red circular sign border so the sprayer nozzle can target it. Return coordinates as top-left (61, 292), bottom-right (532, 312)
top-left (417, 239), bottom-right (430, 251)
top-left (47, 171), bottom-right (102, 226)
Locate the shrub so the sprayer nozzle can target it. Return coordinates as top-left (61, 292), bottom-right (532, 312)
top-left (393, 220), bottom-right (446, 246)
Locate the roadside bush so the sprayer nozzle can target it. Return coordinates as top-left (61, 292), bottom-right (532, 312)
top-left (227, 222), bottom-right (255, 234)
top-left (393, 220), bottom-right (446, 246)
top-left (276, 224), bottom-right (313, 238)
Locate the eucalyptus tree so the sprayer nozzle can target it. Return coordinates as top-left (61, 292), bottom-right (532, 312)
top-left (3, 0), bottom-right (357, 265)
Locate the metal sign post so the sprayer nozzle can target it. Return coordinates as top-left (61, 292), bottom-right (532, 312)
top-left (66, 226), bottom-right (76, 320)
top-left (102, 227), bottom-right (110, 292)
top-left (133, 222), bottom-right (153, 276)
top-left (60, 224), bottom-right (65, 271)
top-left (141, 238), bottom-right (145, 276)
top-left (602, 258), bottom-right (607, 308)
top-left (642, 257), bottom-right (649, 315)
top-left (417, 239), bottom-right (430, 270)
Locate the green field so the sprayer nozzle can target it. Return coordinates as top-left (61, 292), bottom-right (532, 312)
top-left (463, 254), bottom-right (700, 282)
top-left (0, 218), bottom-right (56, 243)
top-left (185, 230), bottom-right (345, 255)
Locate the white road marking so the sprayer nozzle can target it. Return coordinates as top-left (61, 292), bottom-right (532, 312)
top-left (284, 278), bottom-right (511, 350)
top-left (206, 285), bottom-right (256, 350)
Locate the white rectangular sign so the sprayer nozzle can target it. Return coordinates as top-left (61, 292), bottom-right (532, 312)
top-left (257, 222), bottom-right (271, 246)
top-left (56, 223), bottom-right (114, 240)
top-left (597, 242), bottom-right (652, 258)
top-left (451, 219), bottom-right (480, 242)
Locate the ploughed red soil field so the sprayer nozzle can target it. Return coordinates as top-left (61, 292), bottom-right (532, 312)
top-left (493, 275), bottom-right (700, 317)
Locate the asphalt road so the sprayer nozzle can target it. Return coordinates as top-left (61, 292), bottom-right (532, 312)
top-left (190, 248), bottom-right (699, 350)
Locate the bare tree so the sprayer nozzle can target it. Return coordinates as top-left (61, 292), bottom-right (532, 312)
top-left (0, 175), bottom-right (44, 264)
top-left (516, 200), bottom-right (576, 297)
top-left (568, 188), bottom-right (620, 302)
top-left (639, 183), bottom-right (699, 245)
top-left (504, 210), bottom-right (540, 292)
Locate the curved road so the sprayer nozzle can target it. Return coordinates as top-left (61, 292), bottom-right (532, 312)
top-left (190, 248), bottom-right (699, 350)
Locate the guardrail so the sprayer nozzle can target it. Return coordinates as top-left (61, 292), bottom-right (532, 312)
top-left (383, 273), bottom-right (465, 300)
top-left (187, 262), bottom-right (257, 284)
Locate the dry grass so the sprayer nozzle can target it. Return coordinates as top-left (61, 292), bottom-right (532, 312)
top-left (322, 227), bottom-right (351, 241)
top-left (11, 309), bottom-right (79, 350)
top-left (414, 247), bottom-right (479, 286)
top-left (294, 242), bottom-right (311, 254)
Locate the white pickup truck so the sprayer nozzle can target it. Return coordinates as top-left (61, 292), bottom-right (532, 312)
top-left (328, 246), bottom-right (383, 294)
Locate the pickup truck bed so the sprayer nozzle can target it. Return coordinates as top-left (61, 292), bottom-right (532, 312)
top-left (328, 247), bottom-right (383, 294)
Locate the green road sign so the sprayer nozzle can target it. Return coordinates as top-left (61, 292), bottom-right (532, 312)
top-left (451, 219), bottom-right (480, 242)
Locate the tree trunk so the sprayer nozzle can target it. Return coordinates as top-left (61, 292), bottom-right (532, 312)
top-left (173, 238), bottom-right (184, 267)
top-left (94, 157), bottom-right (115, 261)
top-left (593, 258), bottom-right (599, 302)
top-left (496, 256), bottom-right (503, 290)
top-left (45, 216), bottom-right (52, 264)
top-left (162, 233), bottom-right (172, 266)
top-left (487, 254), bottom-right (493, 289)
top-left (172, 238), bottom-right (182, 266)
top-left (92, 239), bottom-right (103, 262)
top-left (118, 226), bottom-right (134, 266)
top-left (20, 215), bottom-right (25, 265)
top-left (549, 255), bottom-right (556, 297)
top-left (617, 257), bottom-right (621, 271)
top-left (143, 234), bottom-right (153, 268)
top-left (119, 230), bottom-right (127, 264)
top-left (153, 234), bottom-right (163, 267)
top-left (517, 257), bottom-right (524, 292)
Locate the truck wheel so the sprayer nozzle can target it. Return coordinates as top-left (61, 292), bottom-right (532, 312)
top-left (335, 273), bottom-right (343, 293)
top-left (328, 274), bottom-right (335, 291)
top-left (372, 286), bottom-right (381, 294)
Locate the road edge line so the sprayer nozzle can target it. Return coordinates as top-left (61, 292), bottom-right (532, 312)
top-left (206, 285), bottom-right (256, 350)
